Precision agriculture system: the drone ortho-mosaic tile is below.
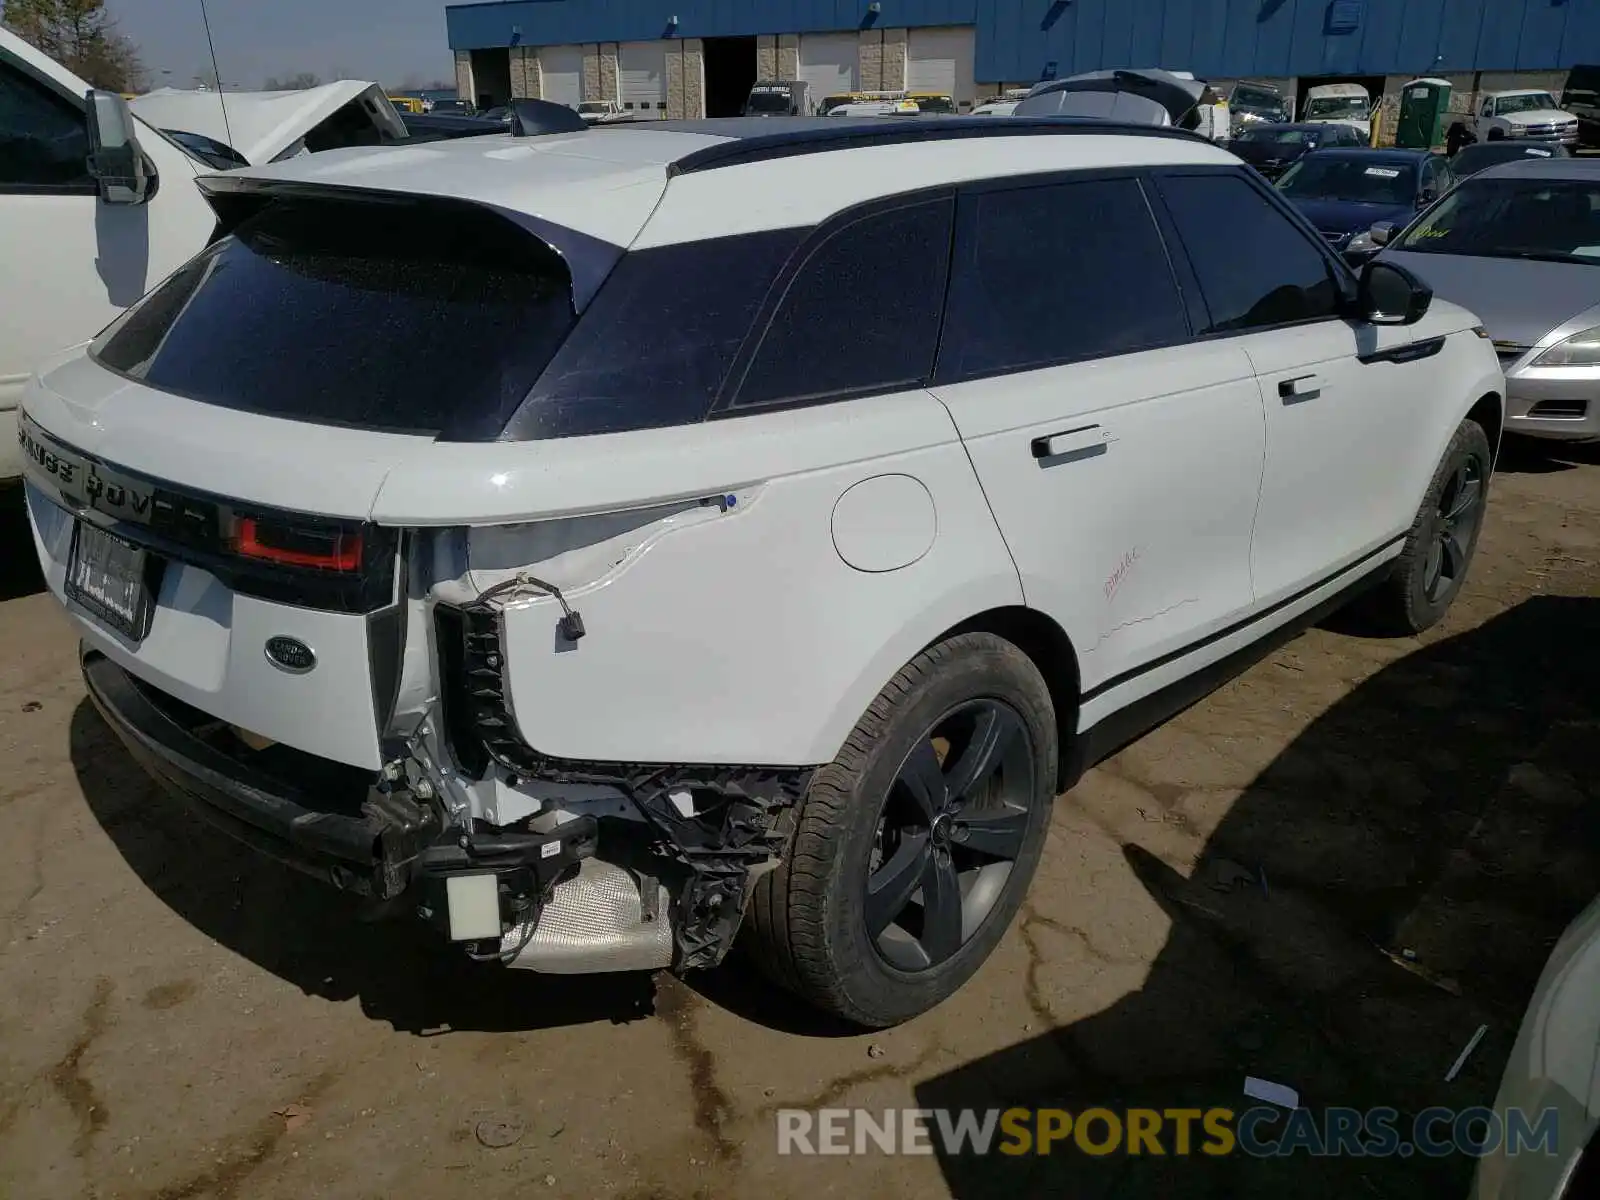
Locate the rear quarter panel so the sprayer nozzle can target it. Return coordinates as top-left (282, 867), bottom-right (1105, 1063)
top-left (459, 393), bottom-right (1025, 767)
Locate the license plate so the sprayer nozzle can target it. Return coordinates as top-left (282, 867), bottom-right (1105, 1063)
top-left (66, 522), bottom-right (154, 641)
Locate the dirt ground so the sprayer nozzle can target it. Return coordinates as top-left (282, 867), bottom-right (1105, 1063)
top-left (0, 438), bottom-right (1597, 1200)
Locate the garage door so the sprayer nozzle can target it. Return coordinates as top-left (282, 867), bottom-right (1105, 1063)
top-left (539, 44), bottom-right (582, 108)
top-left (798, 32), bottom-right (858, 112)
top-left (619, 41), bottom-right (668, 118)
top-left (907, 26), bottom-right (977, 108)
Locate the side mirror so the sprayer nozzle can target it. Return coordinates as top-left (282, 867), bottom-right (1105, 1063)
top-left (84, 89), bottom-right (154, 205)
top-left (1359, 260), bottom-right (1432, 325)
top-left (1368, 220), bottom-right (1396, 246)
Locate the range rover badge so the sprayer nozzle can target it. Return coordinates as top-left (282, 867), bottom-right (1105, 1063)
top-left (264, 636), bottom-right (316, 674)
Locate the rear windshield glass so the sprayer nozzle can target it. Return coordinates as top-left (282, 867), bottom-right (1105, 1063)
top-left (91, 196), bottom-right (577, 439)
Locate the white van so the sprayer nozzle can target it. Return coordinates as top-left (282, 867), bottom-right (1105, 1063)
top-left (0, 31), bottom-right (403, 482)
top-left (1302, 82), bottom-right (1373, 139)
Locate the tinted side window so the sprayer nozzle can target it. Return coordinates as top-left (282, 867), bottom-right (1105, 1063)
top-left (0, 60), bottom-right (92, 189)
top-left (508, 228), bottom-right (802, 439)
top-left (938, 176), bottom-right (1189, 380)
top-left (733, 197), bottom-right (953, 407)
top-left (1158, 173), bottom-right (1340, 334)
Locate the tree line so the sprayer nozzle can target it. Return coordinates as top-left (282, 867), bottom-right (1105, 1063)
top-left (3, 0), bottom-right (143, 91)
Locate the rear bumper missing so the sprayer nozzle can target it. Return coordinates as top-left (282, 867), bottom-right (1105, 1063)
top-left (81, 647), bottom-right (418, 897)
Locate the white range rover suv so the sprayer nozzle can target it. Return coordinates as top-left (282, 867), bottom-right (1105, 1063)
top-left (20, 116), bottom-right (1504, 1027)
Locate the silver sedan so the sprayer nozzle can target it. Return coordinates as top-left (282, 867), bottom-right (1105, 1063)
top-left (1370, 157), bottom-right (1600, 440)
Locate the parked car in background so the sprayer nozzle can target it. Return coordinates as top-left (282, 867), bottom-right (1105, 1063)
top-left (1560, 64), bottom-right (1600, 149)
top-left (399, 111), bottom-right (512, 143)
top-left (1450, 139), bottom-right (1569, 180)
top-left (129, 81), bottom-right (407, 164)
top-left (907, 91), bottom-right (957, 114)
top-left (1274, 148), bottom-right (1454, 263)
top-left (1302, 82), bottom-right (1373, 139)
top-left (1375, 158), bottom-right (1600, 440)
top-left (578, 99), bottom-right (632, 124)
top-left (744, 80), bottom-right (809, 116)
top-left (1015, 69), bottom-right (1218, 136)
top-left (18, 116), bottom-right (1500, 1028)
top-left (427, 98), bottom-right (475, 116)
top-left (0, 28), bottom-right (407, 484)
top-left (1450, 89), bottom-right (1579, 154)
top-left (388, 94), bottom-right (425, 114)
top-left (1470, 893), bottom-right (1600, 1200)
top-left (1230, 121), bottom-right (1365, 180)
top-left (163, 127), bottom-right (250, 169)
top-left (827, 98), bottom-right (920, 117)
top-left (1229, 80), bottom-right (1291, 130)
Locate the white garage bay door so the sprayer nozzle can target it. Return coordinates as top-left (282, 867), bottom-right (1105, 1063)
top-left (619, 41), bottom-right (668, 117)
top-left (907, 26), bottom-right (977, 108)
top-left (798, 32), bottom-right (858, 112)
top-left (539, 44), bottom-right (582, 108)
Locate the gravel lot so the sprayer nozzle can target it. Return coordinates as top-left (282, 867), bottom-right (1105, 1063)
top-left (1, 438), bottom-right (1597, 1200)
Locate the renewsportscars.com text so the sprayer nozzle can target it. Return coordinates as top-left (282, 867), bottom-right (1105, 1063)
top-left (776, 1105), bottom-right (1559, 1159)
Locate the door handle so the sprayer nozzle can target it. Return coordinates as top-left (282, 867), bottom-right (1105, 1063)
top-left (1278, 374), bottom-right (1322, 402)
top-left (1031, 424), bottom-right (1110, 461)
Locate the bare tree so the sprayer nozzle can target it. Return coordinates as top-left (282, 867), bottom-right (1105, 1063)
top-left (3, 0), bottom-right (146, 91)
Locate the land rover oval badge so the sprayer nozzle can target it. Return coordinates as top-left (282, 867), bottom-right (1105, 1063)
top-left (264, 636), bottom-right (316, 674)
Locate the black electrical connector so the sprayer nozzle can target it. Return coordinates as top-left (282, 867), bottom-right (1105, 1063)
top-left (518, 573), bottom-right (586, 641)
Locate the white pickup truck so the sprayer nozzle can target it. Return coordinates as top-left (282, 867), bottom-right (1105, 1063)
top-left (577, 99), bottom-right (632, 124)
top-left (0, 29), bottom-right (407, 483)
top-left (1302, 82), bottom-right (1373, 139)
top-left (1450, 89), bottom-right (1579, 151)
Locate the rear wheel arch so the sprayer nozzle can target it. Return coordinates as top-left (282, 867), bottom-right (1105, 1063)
top-left (928, 606), bottom-right (1082, 793)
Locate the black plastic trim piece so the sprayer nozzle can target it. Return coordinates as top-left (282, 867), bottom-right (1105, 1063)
top-left (668, 117), bottom-right (1210, 177)
top-left (80, 649), bottom-right (412, 897)
top-left (1081, 535), bottom-right (1406, 705)
top-left (1065, 553), bottom-right (1394, 786)
top-left (1358, 335), bottom-right (1446, 366)
top-left (194, 176), bottom-right (625, 312)
top-left (20, 414), bottom-right (398, 614)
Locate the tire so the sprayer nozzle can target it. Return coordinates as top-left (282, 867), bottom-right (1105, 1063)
top-left (1359, 417), bottom-right (1493, 635)
top-left (1486, 127), bottom-right (1506, 141)
top-left (746, 633), bottom-right (1057, 1027)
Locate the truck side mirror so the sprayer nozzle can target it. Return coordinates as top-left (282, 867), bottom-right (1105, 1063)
top-left (84, 89), bottom-right (154, 205)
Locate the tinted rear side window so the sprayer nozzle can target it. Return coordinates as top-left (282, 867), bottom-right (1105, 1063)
top-left (937, 176), bottom-right (1189, 381)
top-left (732, 196), bottom-right (954, 408)
top-left (1156, 173), bottom-right (1341, 333)
top-left (505, 229), bottom-right (803, 440)
top-left (92, 197), bottom-right (577, 439)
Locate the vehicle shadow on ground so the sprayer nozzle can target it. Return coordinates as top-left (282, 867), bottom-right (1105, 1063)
top-left (0, 486), bottom-right (46, 602)
top-left (68, 701), bottom-right (660, 1034)
top-left (1495, 435), bottom-right (1600, 475)
top-left (915, 595), bottom-right (1600, 1199)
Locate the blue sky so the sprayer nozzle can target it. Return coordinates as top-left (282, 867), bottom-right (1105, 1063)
top-left (112, 0), bottom-right (461, 90)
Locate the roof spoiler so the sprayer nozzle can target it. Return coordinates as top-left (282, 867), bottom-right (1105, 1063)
top-left (508, 98), bottom-right (586, 137)
top-left (192, 176), bottom-right (624, 309)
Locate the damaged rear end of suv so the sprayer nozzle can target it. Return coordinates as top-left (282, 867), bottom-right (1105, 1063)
top-left (22, 121), bottom-right (1083, 1027)
top-left (22, 136), bottom-right (817, 981)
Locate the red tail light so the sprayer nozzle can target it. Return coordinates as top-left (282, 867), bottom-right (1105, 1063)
top-left (234, 518), bottom-right (362, 571)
